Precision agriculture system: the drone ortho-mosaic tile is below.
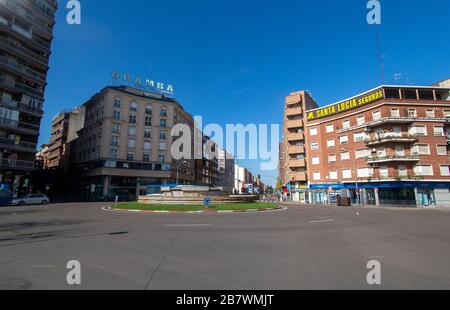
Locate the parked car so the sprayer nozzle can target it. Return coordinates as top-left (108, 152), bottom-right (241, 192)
top-left (9, 194), bottom-right (50, 206)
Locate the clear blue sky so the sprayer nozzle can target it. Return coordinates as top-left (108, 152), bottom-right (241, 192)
top-left (42, 0), bottom-right (450, 185)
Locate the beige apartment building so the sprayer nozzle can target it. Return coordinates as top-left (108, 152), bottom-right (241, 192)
top-left (0, 0), bottom-right (57, 199)
top-left (279, 90), bottom-right (318, 201)
top-left (72, 86), bottom-right (196, 201)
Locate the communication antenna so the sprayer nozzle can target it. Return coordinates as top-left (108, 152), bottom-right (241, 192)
top-left (376, 31), bottom-right (384, 85)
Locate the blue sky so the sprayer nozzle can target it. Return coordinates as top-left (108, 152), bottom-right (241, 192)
top-left (42, 0), bottom-right (450, 185)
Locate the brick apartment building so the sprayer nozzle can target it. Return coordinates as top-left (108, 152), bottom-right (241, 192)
top-left (304, 82), bottom-right (450, 207)
top-left (279, 90), bottom-right (318, 202)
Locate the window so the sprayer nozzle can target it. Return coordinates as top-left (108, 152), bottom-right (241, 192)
top-left (145, 116), bottom-right (152, 126)
top-left (313, 172), bottom-right (321, 181)
top-left (434, 126), bottom-right (445, 137)
top-left (311, 142), bottom-right (319, 151)
top-left (145, 105), bottom-right (153, 115)
top-left (342, 169), bottom-right (352, 179)
top-left (339, 135), bottom-right (349, 145)
top-left (160, 119), bottom-right (167, 127)
top-left (372, 111), bottom-right (381, 121)
top-left (407, 109), bottom-right (417, 118)
top-left (144, 142), bottom-right (151, 150)
top-left (111, 136), bottom-right (119, 147)
top-left (159, 142), bottom-right (167, 150)
top-left (357, 116), bottom-right (365, 126)
top-left (409, 125), bottom-right (427, 136)
top-left (160, 108), bottom-right (168, 117)
top-left (414, 165), bottom-right (433, 176)
top-left (160, 131), bottom-right (167, 140)
top-left (127, 138), bottom-right (136, 149)
top-left (112, 123), bottom-right (120, 134)
top-left (377, 147), bottom-right (386, 157)
top-left (399, 165), bottom-right (408, 177)
top-left (158, 154), bottom-right (166, 163)
top-left (343, 120), bottom-right (350, 129)
top-left (312, 156), bottom-right (320, 165)
top-left (380, 166), bottom-right (389, 178)
top-left (437, 145), bottom-right (448, 156)
top-left (341, 151), bottom-right (350, 161)
top-left (128, 126), bottom-right (136, 136)
top-left (327, 139), bottom-right (335, 148)
top-left (144, 129), bottom-right (152, 139)
top-left (127, 152), bottom-right (134, 161)
top-left (310, 128), bottom-right (318, 136)
top-left (143, 153), bottom-right (150, 162)
top-left (113, 111), bottom-right (121, 120)
top-left (358, 168), bottom-right (373, 178)
top-left (114, 97), bottom-right (122, 108)
top-left (326, 124), bottom-right (334, 133)
top-left (130, 102), bottom-right (138, 112)
top-left (329, 171), bottom-right (338, 180)
top-left (426, 109), bottom-right (435, 118)
top-left (396, 145), bottom-right (405, 156)
top-left (110, 148), bottom-right (118, 158)
top-left (391, 108), bottom-right (400, 118)
top-left (328, 154), bottom-right (337, 163)
top-left (412, 144), bottom-right (430, 156)
top-left (129, 114), bottom-right (137, 124)
top-left (356, 149), bottom-right (369, 159)
top-left (444, 110), bottom-right (450, 118)
top-left (440, 165), bottom-right (450, 177)
top-left (354, 132), bottom-right (365, 142)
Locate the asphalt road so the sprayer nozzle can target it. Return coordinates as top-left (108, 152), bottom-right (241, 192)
top-left (1, 202), bottom-right (450, 290)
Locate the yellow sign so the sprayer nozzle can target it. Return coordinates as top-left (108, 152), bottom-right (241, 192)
top-left (307, 90), bottom-right (384, 121)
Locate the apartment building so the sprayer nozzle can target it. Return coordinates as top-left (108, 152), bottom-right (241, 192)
top-left (44, 106), bottom-right (85, 170)
top-left (218, 148), bottom-right (235, 193)
top-left (280, 90), bottom-right (318, 202)
top-left (0, 0), bottom-right (57, 197)
top-left (194, 131), bottom-right (219, 188)
top-left (305, 83), bottom-right (450, 207)
top-left (72, 86), bottom-right (196, 201)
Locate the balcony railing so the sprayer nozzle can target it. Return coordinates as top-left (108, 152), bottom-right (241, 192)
top-left (2, 0), bottom-right (53, 35)
top-left (25, 0), bottom-right (56, 20)
top-left (288, 146), bottom-right (305, 154)
top-left (18, 103), bottom-right (44, 116)
top-left (0, 158), bottom-right (35, 169)
top-left (0, 19), bottom-right (51, 51)
top-left (0, 54), bottom-right (46, 82)
top-left (367, 155), bottom-right (420, 164)
top-left (0, 76), bottom-right (44, 98)
top-left (0, 117), bottom-right (18, 129)
top-left (365, 134), bottom-right (419, 145)
top-left (0, 137), bottom-right (37, 152)
top-left (286, 120), bottom-right (304, 129)
top-left (0, 35), bottom-right (48, 66)
top-left (18, 121), bottom-right (40, 133)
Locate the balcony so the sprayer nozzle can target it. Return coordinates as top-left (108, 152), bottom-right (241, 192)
top-left (288, 145), bottom-right (305, 155)
top-left (286, 107), bottom-right (303, 117)
top-left (0, 35), bottom-right (48, 68)
top-left (0, 158), bottom-right (35, 170)
top-left (0, 96), bottom-right (18, 109)
top-left (289, 172), bottom-right (307, 182)
top-left (289, 159), bottom-right (306, 168)
top-left (0, 54), bottom-right (46, 83)
top-left (0, 137), bottom-right (37, 153)
top-left (286, 119), bottom-right (304, 129)
top-left (1, 0), bottom-right (53, 37)
top-left (18, 121), bottom-right (40, 135)
top-left (0, 76), bottom-right (44, 99)
top-left (365, 134), bottom-right (419, 146)
top-left (0, 19), bottom-right (51, 52)
top-left (367, 155), bottom-right (420, 164)
top-left (18, 102), bottom-right (44, 116)
top-left (25, 0), bottom-right (56, 21)
top-left (287, 132), bottom-right (304, 142)
top-left (286, 93), bottom-right (302, 106)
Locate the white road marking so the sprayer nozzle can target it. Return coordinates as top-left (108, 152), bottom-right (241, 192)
top-left (309, 219), bottom-right (335, 224)
top-left (164, 224), bottom-right (212, 227)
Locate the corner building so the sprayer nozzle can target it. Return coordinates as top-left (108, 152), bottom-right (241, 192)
top-left (305, 83), bottom-right (450, 208)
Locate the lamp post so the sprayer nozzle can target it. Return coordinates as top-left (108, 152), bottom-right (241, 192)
top-left (176, 160), bottom-right (188, 186)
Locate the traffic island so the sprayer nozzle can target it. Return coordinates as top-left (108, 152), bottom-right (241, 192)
top-left (105, 202), bottom-right (282, 214)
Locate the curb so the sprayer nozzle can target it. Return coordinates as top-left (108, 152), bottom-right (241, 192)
top-left (102, 206), bottom-right (286, 214)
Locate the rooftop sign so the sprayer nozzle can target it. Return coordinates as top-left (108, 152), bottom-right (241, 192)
top-left (307, 89), bottom-right (384, 121)
top-left (111, 71), bottom-right (175, 97)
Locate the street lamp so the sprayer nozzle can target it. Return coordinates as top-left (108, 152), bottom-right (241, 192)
top-left (176, 160), bottom-right (188, 186)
